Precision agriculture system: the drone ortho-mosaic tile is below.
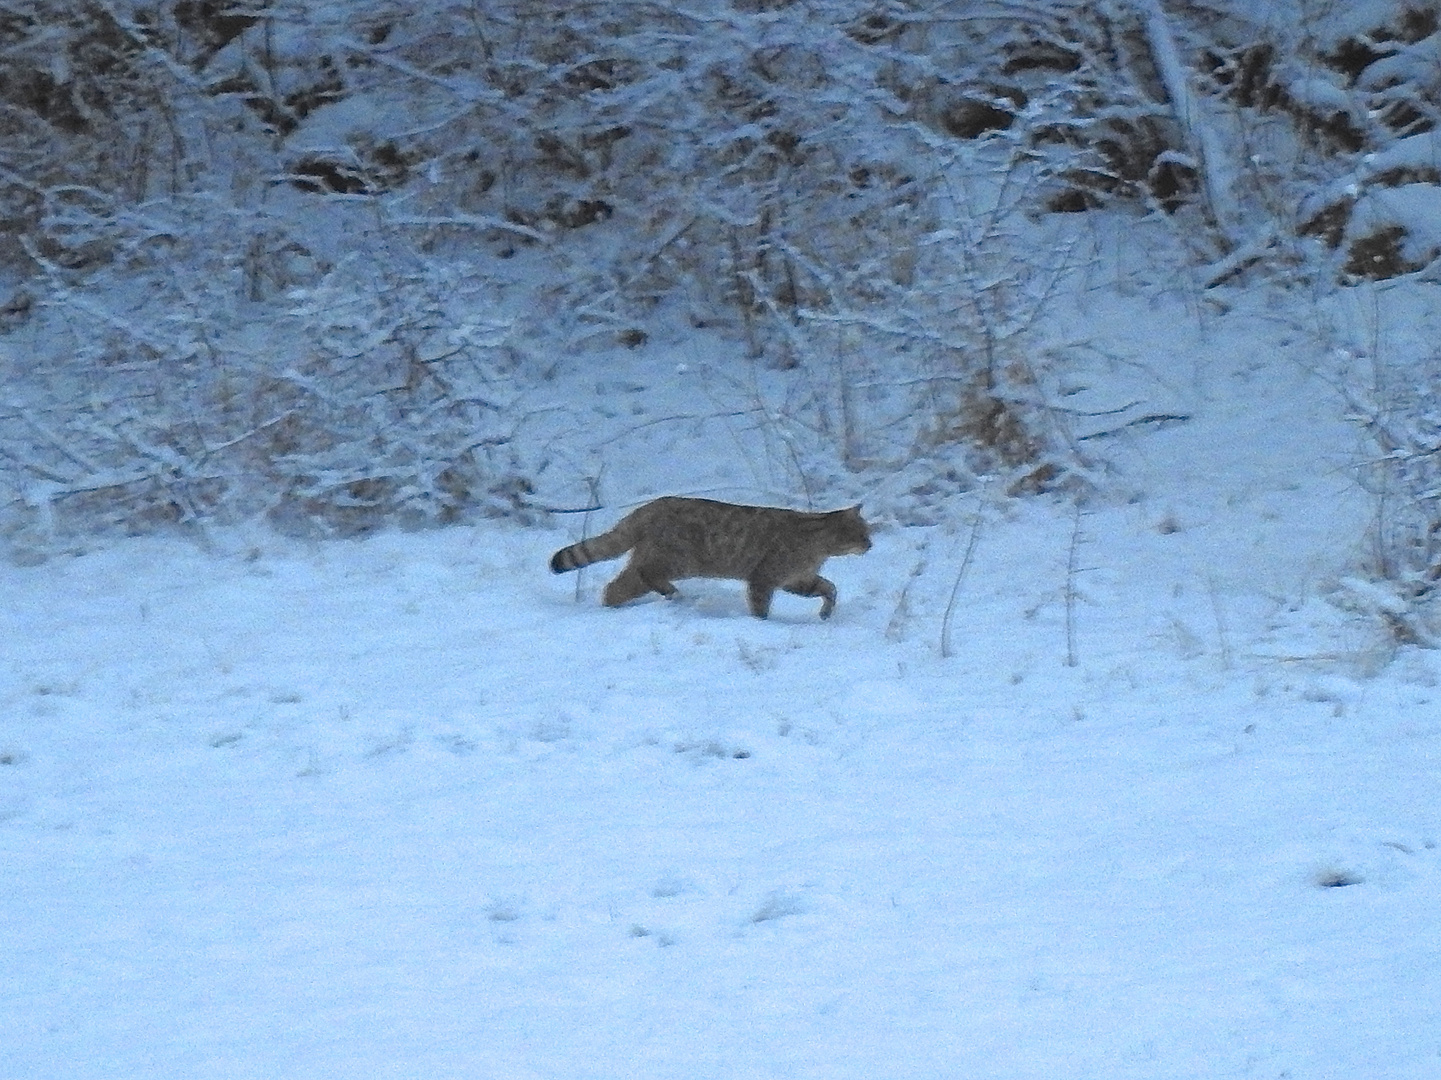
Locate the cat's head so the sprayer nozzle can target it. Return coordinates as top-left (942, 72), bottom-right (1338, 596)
top-left (830, 505), bottom-right (872, 555)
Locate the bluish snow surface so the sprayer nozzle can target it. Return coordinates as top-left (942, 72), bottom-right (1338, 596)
top-left (4, 291), bottom-right (1441, 1079)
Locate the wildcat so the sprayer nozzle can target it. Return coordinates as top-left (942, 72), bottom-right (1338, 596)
top-left (549, 497), bottom-right (872, 619)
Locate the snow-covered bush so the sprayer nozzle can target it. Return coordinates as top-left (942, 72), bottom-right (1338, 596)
top-left (1336, 337), bottom-right (1441, 646)
top-left (20, 0), bottom-right (1441, 553)
top-left (1198, 1), bottom-right (1441, 281)
top-left (1, 225), bottom-right (537, 557)
top-left (2, 0), bottom-right (1163, 554)
top-left (0, 2), bottom-right (550, 555)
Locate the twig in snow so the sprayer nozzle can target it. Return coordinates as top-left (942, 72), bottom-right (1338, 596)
top-left (1077, 413), bottom-right (1192, 440)
top-left (1064, 500), bottom-right (1085, 668)
top-left (940, 511), bottom-right (984, 659)
top-left (575, 472), bottom-right (604, 603)
top-left (887, 543), bottom-right (928, 643)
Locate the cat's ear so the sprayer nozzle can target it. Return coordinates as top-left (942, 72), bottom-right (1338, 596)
top-left (846, 504), bottom-right (863, 516)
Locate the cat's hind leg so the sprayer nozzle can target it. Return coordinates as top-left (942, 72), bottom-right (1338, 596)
top-left (603, 563), bottom-right (677, 607)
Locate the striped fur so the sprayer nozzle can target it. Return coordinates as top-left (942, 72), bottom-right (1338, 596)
top-left (549, 496), bottom-right (871, 619)
top-left (549, 528), bottom-right (636, 573)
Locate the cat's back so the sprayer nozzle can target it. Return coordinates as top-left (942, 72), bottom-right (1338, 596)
top-left (631, 497), bottom-right (769, 565)
top-left (635, 497), bottom-right (867, 575)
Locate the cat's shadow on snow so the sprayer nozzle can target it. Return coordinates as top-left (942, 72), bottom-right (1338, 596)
top-left (630, 582), bottom-right (832, 622)
top-left (556, 587), bottom-right (828, 624)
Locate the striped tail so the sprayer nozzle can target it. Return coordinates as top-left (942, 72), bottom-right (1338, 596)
top-left (549, 527), bottom-right (633, 573)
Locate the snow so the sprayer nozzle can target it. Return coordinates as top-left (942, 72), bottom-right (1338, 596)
top-left (1283, 74), bottom-right (1358, 117)
top-left (5, 288), bottom-right (1441, 1079)
top-left (1350, 184), bottom-right (1441, 263)
top-left (1359, 33), bottom-right (1441, 93)
top-left (5, 2), bottom-right (1441, 1073)
top-left (1363, 133), bottom-right (1441, 180)
top-left (1301, 0), bottom-right (1420, 49)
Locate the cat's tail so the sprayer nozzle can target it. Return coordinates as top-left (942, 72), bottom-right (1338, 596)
top-left (549, 525), bottom-right (635, 573)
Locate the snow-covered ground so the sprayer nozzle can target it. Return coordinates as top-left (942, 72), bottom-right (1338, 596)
top-left (4, 288), bottom-right (1440, 1079)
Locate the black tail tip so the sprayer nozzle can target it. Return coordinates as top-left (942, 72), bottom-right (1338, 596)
top-left (549, 551), bottom-right (569, 574)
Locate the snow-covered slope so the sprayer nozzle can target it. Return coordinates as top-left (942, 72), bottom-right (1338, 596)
top-left (4, 289), bottom-right (1440, 1079)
